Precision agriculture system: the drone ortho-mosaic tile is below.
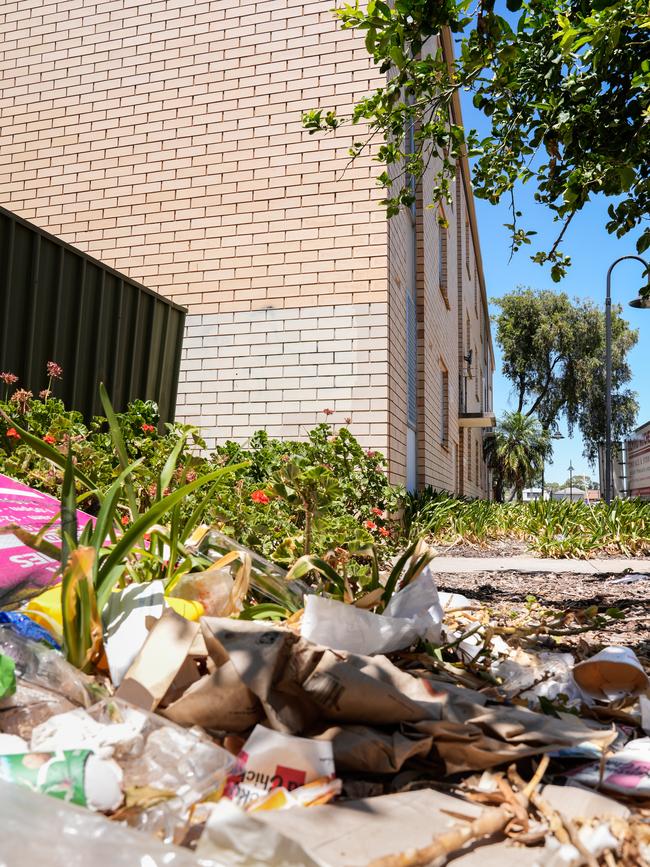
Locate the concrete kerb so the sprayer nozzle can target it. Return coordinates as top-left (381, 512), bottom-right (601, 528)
top-left (430, 556), bottom-right (650, 575)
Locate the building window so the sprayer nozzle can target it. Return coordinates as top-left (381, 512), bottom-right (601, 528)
top-left (474, 346), bottom-right (479, 401)
top-left (465, 220), bottom-right (471, 277)
top-left (475, 439), bottom-right (479, 484)
top-left (438, 216), bottom-right (448, 304)
top-left (467, 435), bottom-right (472, 482)
top-left (440, 367), bottom-right (449, 446)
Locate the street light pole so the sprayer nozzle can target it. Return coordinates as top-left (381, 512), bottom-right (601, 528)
top-left (604, 255), bottom-right (650, 504)
top-left (568, 461), bottom-right (574, 502)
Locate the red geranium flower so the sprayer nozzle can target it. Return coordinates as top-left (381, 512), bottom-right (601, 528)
top-left (251, 490), bottom-right (270, 505)
top-left (378, 527), bottom-right (391, 538)
top-left (141, 423), bottom-right (156, 434)
top-left (43, 434), bottom-right (56, 444)
top-left (6, 427), bottom-right (20, 439)
top-left (371, 507), bottom-right (383, 517)
top-left (364, 520), bottom-right (377, 531)
top-left (322, 408), bottom-right (334, 416)
top-left (121, 515), bottom-right (130, 527)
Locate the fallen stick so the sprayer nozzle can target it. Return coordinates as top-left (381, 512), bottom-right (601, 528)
top-left (366, 757), bottom-right (549, 867)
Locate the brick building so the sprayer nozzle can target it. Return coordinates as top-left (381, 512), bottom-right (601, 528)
top-left (0, 0), bottom-right (494, 494)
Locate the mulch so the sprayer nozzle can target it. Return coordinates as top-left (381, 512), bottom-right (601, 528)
top-left (435, 568), bottom-right (650, 658)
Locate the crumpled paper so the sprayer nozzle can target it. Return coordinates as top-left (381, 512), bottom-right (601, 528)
top-left (174, 619), bottom-right (616, 775)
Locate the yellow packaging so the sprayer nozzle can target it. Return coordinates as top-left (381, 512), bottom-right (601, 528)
top-left (22, 585), bottom-right (204, 641)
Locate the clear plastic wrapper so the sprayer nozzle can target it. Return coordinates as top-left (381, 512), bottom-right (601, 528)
top-left (12, 695), bottom-right (234, 843)
top-left (0, 778), bottom-right (218, 867)
top-left (188, 528), bottom-right (308, 611)
top-left (0, 625), bottom-right (96, 707)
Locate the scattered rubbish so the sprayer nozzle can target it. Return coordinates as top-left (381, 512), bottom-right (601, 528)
top-left (608, 572), bottom-right (649, 584)
top-left (0, 473), bottom-right (94, 607)
top-left (116, 608), bottom-right (200, 711)
top-left (0, 748), bottom-right (123, 810)
top-left (541, 784), bottom-right (631, 821)
top-left (102, 582), bottom-right (167, 687)
top-left (492, 649), bottom-right (585, 708)
top-left (0, 484), bottom-right (647, 865)
top-left (573, 646), bottom-right (649, 701)
top-left (0, 778), bottom-right (204, 866)
top-left (186, 527), bottom-right (308, 610)
top-left (300, 570), bottom-right (442, 655)
top-left (225, 724), bottom-right (336, 809)
top-left (568, 738), bottom-right (650, 796)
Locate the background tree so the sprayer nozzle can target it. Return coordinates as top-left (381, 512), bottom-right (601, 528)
top-left (493, 287), bottom-right (638, 460)
top-left (304, 0), bottom-right (650, 285)
top-left (562, 473), bottom-right (594, 489)
top-left (483, 411), bottom-right (551, 502)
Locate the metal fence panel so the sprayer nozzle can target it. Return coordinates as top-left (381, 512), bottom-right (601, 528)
top-left (0, 206), bottom-right (186, 422)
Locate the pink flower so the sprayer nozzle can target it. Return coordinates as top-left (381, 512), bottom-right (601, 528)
top-left (251, 490), bottom-right (270, 505)
top-left (46, 361), bottom-right (63, 379)
top-left (39, 389), bottom-right (51, 400)
top-left (371, 507), bottom-right (383, 517)
top-left (322, 408), bottom-right (334, 417)
top-left (364, 520), bottom-right (377, 531)
top-left (366, 450), bottom-right (377, 458)
top-left (5, 427), bottom-right (20, 439)
top-left (344, 417), bottom-right (352, 425)
top-left (0, 372), bottom-right (18, 385)
top-left (43, 434), bottom-right (56, 444)
top-left (10, 389), bottom-right (32, 413)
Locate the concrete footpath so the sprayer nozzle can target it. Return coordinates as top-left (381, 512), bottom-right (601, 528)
top-left (431, 556), bottom-right (650, 575)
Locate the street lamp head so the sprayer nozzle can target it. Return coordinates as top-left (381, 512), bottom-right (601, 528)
top-left (629, 295), bottom-right (650, 309)
top-left (551, 432), bottom-right (564, 440)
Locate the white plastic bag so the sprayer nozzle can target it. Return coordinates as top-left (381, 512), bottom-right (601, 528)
top-left (300, 567), bottom-right (442, 655)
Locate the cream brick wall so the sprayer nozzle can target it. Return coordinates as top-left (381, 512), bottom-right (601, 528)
top-left (178, 302), bottom-right (389, 452)
top-left (0, 0), bottom-right (386, 315)
top-left (1, 0), bottom-right (493, 494)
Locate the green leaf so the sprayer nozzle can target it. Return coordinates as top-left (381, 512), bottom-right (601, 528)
top-left (239, 603), bottom-right (290, 621)
top-left (60, 447), bottom-right (79, 569)
top-left (157, 434), bottom-right (187, 500)
top-left (0, 653), bottom-right (16, 698)
top-left (95, 463), bottom-right (246, 609)
top-left (0, 409), bottom-right (97, 493)
top-left (99, 383), bottom-right (140, 519)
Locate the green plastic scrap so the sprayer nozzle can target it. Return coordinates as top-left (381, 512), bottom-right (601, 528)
top-left (0, 653), bottom-right (16, 698)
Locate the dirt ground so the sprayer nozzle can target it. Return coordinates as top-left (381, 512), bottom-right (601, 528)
top-left (435, 569), bottom-right (650, 658)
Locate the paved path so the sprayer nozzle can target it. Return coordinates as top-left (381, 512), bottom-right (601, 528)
top-left (431, 556), bottom-right (650, 575)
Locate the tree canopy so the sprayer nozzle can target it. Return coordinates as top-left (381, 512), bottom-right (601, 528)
top-left (483, 411), bottom-right (551, 501)
top-left (304, 0), bottom-right (650, 285)
top-left (493, 287), bottom-right (638, 459)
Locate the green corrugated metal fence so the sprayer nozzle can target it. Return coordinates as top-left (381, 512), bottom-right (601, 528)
top-left (0, 206), bottom-right (186, 422)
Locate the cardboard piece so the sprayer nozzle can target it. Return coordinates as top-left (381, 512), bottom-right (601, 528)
top-left (0, 473), bottom-right (94, 606)
top-left (102, 581), bottom-right (166, 687)
top-left (116, 608), bottom-right (200, 711)
top-left (541, 783), bottom-right (630, 821)
top-left (197, 787), bottom-right (541, 867)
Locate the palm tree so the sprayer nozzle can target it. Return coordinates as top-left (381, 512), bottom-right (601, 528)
top-left (484, 412), bottom-right (551, 502)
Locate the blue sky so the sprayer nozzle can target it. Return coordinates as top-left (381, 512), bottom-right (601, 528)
top-left (459, 94), bottom-right (649, 485)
